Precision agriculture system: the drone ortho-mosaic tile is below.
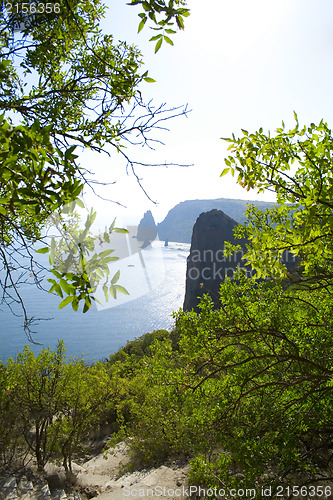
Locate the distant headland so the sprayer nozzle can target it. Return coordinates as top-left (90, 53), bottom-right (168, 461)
top-left (142, 198), bottom-right (276, 244)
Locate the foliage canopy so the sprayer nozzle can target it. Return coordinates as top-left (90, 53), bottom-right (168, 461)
top-left (0, 0), bottom-right (189, 335)
top-left (222, 116), bottom-right (333, 285)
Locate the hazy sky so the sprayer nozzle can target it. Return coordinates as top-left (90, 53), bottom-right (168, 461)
top-left (81, 0), bottom-right (333, 225)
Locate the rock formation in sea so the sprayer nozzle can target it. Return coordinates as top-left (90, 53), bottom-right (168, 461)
top-left (183, 209), bottom-right (247, 312)
top-left (137, 210), bottom-right (157, 247)
top-left (183, 209), bottom-right (300, 312)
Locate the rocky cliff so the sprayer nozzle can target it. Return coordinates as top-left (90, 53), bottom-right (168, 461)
top-left (183, 209), bottom-right (247, 312)
top-left (157, 198), bottom-right (276, 244)
top-left (183, 209), bottom-right (300, 312)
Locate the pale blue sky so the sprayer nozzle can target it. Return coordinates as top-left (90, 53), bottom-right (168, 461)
top-left (81, 0), bottom-right (333, 225)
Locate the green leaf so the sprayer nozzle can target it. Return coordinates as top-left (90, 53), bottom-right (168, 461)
top-left (102, 284), bottom-right (109, 301)
top-left (220, 167), bottom-right (230, 177)
top-left (64, 145), bottom-right (77, 160)
top-left (83, 296), bottom-right (91, 313)
top-left (48, 281), bottom-right (63, 298)
top-left (144, 77), bottom-right (156, 83)
top-left (35, 247), bottom-right (50, 254)
top-left (115, 285), bottom-right (129, 295)
top-left (109, 285), bottom-right (117, 299)
top-left (155, 38), bottom-right (163, 53)
top-left (75, 198), bottom-right (85, 209)
top-left (148, 11), bottom-right (157, 22)
top-left (111, 270), bottom-right (120, 285)
top-left (138, 17), bottom-right (147, 33)
top-left (72, 297), bottom-right (79, 311)
top-left (103, 256), bottom-right (119, 264)
top-left (99, 249), bottom-right (114, 259)
top-left (58, 296), bottom-right (74, 309)
top-left (164, 36), bottom-right (174, 46)
top-left (176, 15), bottom-right (185, 29)
top-left (150, 35), bottom-right (162, 41)
top-left (109, 219), bottom-right (116, 232)
top-left (59, 278), bottom-right (73, 295)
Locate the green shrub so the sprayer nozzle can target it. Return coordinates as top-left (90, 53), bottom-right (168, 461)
top-left (0, 362), bottom-right (25, 466)
top-left (108, 330), bottom-right (170, 364)
top-left (3, 341), bottom-right (118, 472)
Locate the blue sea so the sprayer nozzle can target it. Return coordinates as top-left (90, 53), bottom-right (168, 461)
top-left (0, 242), bottom-right (190, 363)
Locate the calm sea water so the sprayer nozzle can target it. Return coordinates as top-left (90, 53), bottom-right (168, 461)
top-left (0, 242), bottom-right (190, 363)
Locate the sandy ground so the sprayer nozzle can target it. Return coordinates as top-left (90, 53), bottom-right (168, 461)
top-left (45, 442), bottom-right (190, 500)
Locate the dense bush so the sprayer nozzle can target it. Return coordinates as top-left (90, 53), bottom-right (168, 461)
top-left (114, 277), bottom-right (333, 496)
top-left (0, 362), bottom-right (25, 466)
top-left (177, 279), bottom-right (333, 495)
top-left (108, 329), bottom-right (170, 365)
top-left (0, 341), bottom-right (116, 472)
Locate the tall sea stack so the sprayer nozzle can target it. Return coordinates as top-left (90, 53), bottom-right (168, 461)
top-left (137, 210), bottom-right (157, 247)
top-left (183, 209), bottom-right (246, 312)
